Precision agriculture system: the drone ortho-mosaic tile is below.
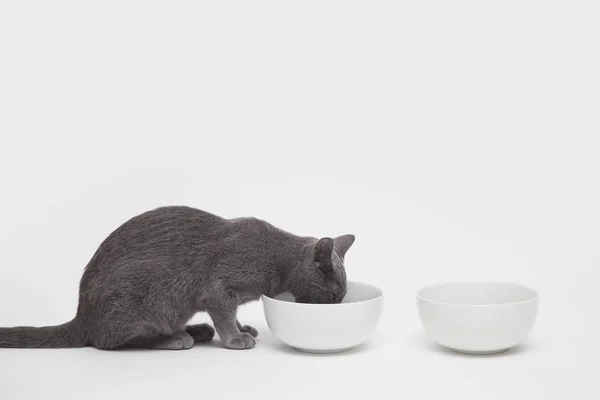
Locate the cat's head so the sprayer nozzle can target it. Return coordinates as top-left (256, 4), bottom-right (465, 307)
top-left (290, 234), bottom-right (355, 304)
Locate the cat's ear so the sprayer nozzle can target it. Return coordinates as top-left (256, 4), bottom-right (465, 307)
top-left (314, 237), bottom-right (334, 274)
top-left (334, 234), bottom-right (355, 260)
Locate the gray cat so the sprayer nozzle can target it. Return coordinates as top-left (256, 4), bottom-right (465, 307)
top-left (0, 206), bottom-right (354, 350)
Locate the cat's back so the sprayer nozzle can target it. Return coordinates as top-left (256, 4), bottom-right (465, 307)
top-left (115, 205), bottom-right (225, 238)
top-left (223, 215), bottom-right (298, 247)
top-left (128, 206), bottom-right (223, 229)
top-left (86, 206), bottom-right (227, 266)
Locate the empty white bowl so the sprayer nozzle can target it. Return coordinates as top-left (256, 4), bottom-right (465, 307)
top-left (262, 281), bottom-right (384, 353)
top-left (416, 281), bottom-right (539, 354)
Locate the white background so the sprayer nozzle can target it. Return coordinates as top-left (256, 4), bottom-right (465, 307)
top-left (0, 1), bottom-right (598, 399)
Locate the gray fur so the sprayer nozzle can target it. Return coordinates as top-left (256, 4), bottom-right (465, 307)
top-left (0, 206), bottom-right (354, 350)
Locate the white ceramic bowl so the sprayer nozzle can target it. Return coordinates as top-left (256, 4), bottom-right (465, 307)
top-left (416, 281), bottom-right (539, 354)
top-left (262, 281), bottom-right (384, 353)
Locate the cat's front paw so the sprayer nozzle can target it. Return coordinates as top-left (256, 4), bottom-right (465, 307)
top-left (224, 333), bottom-right (256, 350)
top-left (238, 324), bottom-right (258, 338)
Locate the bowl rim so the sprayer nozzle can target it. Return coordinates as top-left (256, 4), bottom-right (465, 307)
top-left (262, 280), bottom-right (384, 307)
top-left (416, 280), bottom-right (539, 307)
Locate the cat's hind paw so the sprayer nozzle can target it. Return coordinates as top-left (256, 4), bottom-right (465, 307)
top-left (151, 331), bottom-right (195, 350)
top-left (186, 323), bottom-right (215, 342)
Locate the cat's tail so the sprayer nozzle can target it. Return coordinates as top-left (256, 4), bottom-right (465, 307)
top-left (0, 318), bottom-right (87, 348)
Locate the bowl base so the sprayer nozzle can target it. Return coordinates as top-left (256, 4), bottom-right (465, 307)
top-left (447, 347), bottom-right (510, 355)
top-left (292, 346), bottom-right (354, 354)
